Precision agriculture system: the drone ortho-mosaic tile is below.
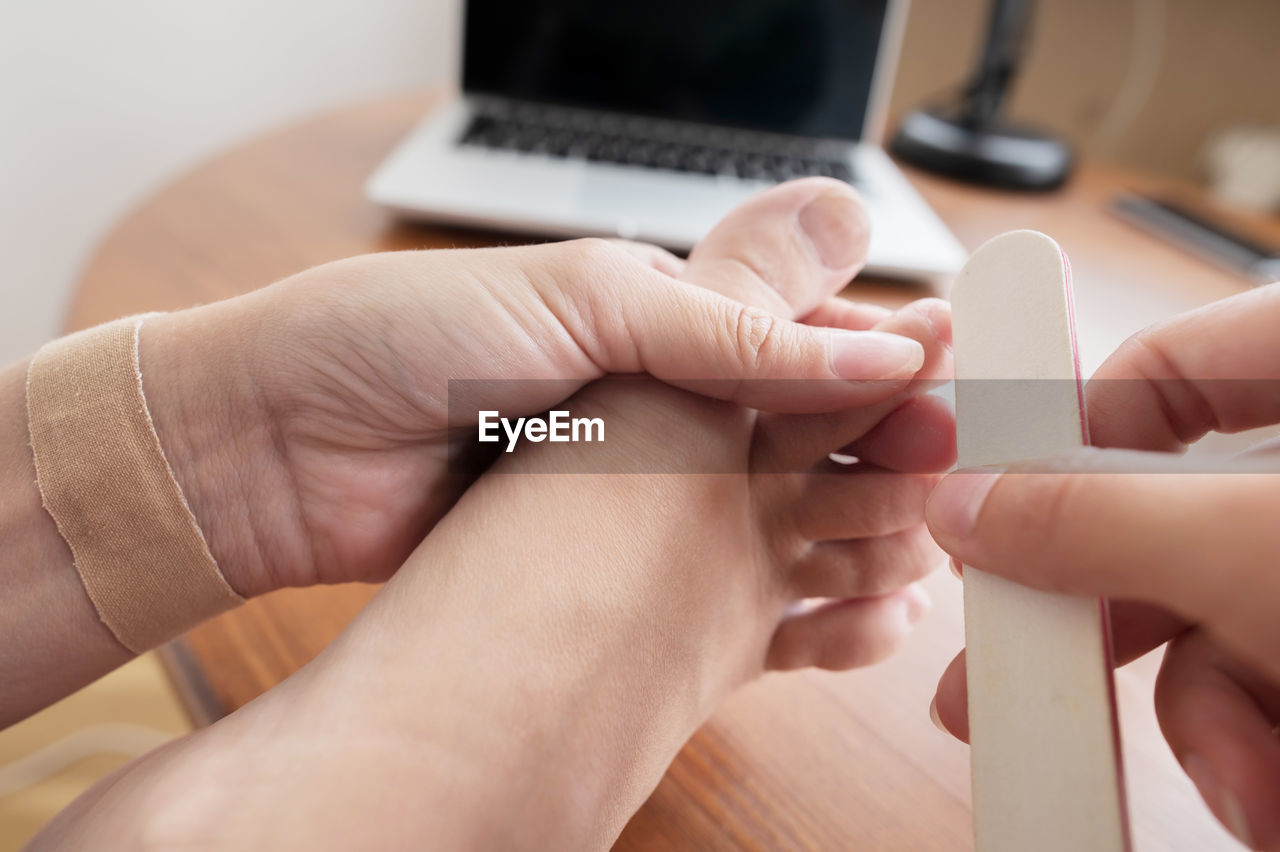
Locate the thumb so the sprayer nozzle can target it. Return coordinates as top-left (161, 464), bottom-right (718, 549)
top-left (550, 239), bottom-right (925, 414)
top-left (925, 448), bottom-right (1280, 680)
top-left (626, 276), bottom-right (925, 412)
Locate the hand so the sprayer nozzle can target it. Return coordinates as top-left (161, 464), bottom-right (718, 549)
top-left (926, 282), bottom-right (1280, 850)
top-left (137, 178), bottom-right (928, 597)
top-left (61, 179), bottom-right (957, 852)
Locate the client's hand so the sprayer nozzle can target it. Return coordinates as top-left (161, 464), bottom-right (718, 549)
top-left (38, 182), bottom-right (955, 852)
top-left (137, 178), bottom-right (927, 596)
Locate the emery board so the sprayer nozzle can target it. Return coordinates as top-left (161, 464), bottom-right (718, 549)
top-left (952, 230), bottom-right (1130, 851)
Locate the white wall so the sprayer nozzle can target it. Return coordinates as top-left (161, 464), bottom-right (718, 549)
top-left (0, 0), bottom-right (458, 365)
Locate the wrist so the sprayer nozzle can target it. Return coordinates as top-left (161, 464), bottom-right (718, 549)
top-left (138, 303), bottom-right (294, 598)
top-left (300, 480), bottom-right (736, 847)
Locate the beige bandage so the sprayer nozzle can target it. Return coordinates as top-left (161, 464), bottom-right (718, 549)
top-left (26, 316), bottom-right (244, 653)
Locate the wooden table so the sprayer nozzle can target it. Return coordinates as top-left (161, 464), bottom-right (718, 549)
top-left (69, 91), bottom-right (1276, 850)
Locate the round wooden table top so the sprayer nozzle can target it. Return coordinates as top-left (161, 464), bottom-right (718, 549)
top-left (69, 90), bottom-right (1268, 850)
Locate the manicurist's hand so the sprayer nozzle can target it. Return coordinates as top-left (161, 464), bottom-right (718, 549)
top-left (140, 178), bottom-right (925, 598)
top-left (927, 282), bottom-right (1280, 850)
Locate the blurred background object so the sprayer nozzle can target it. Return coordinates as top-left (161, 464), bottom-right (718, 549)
top-left (1110, 192), bottom-right (1280, 284)
top-left (0, 655), bottom-right (191, 852)
top-left (891, 0), bottom-right (1074, 190)
top-left (893, 0), bottom-right (1278, 185)
top-left (4, 0), bottom-right (1278, 363)
top-left (1205, 126), bottom-right (1280, 213)
top-left (366, 0), bottom-right (969, 281)
top-left (0, 0), bottom-right (456, 366)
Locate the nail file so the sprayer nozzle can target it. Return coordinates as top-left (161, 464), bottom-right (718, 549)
top-left (951, 230), bottom-right (1130, 852)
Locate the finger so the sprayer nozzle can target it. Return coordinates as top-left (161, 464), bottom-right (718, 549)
top-left (608, 239), bottom-right (687, 277)
top-left (1156, 631), bottom-right (1280, 849)
top-left (932, 650), bottom-right (970, 742)
top-left (841, 393), bottom-right (957, 473)
top-left (766, 584), bottom-right (930, 672)
top-left (790, 468), bottom-right (938, 542)
top-left (1108, 601), bottom-right (1189, 666)
top-left (878, 296), bottom-right (952, 358)
top-left (925, 451), bottom-right (1280, 681)
top-left (790, 525), bottom-right (943, 599)
top-left (803, 298), bottom-right (893, 332)
top-left (682, 177), bottom-right (871, 317)
top-left (1087, 281), bottom-right (1280, 452)
top-left (760, 298), bottom-right (953, 469)
top-left (635, 280), bottom-right (925, 408)
top-left (932, 601), bottom-right (1189, 743)
top-left (552, 239), bottom-right (926, 413)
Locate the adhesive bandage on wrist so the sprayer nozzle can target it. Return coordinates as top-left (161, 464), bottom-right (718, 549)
top-left (26, 316), bottom-right (244, 654)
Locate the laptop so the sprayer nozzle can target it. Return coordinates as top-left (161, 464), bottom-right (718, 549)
top-left (366, 0), bottom-right (966, 280)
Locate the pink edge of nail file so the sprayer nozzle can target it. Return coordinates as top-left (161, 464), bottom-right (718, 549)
top-left (952, 230), bottom-right (1130, 852)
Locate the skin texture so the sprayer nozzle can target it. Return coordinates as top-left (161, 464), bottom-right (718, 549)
top-left (927, 281), bottom-right (1280, 850)
top-left (0, 178), bottom-right (931, 726)
top-left (140, 179), bottom-right (925, 603)
top-left (29, 182), bottom-right (955, 850)
top-left (0, 361), bottom-right (133, 723)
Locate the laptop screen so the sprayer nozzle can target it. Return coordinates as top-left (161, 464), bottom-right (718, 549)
top-left (462, 1), bottom-right (891, 141)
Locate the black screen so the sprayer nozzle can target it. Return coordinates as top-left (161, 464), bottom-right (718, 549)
top-left (463, 1), bottom-right (890, 141)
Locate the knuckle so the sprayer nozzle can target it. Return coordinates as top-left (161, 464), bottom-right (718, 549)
top-left (730, 305), bottom-right (782, 372)
top-left (567, 237), bottom-right (628, 273)
top-left (857, 525), bottom-right (941, 597)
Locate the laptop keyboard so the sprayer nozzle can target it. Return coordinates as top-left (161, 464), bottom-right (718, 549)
top-left (457, 109), bottom-right (856, 185)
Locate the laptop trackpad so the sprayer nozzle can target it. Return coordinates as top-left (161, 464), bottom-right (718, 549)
top-left (577, 169), bottom-right (744, 240)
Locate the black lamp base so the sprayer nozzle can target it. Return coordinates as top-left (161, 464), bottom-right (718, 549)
top-left (890, 107), bottom-right (1073, 191)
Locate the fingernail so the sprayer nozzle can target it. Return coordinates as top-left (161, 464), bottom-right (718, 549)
top-left (1184, 754), bottom-right (1256, 848)
top-left (905, 584), bottom-right (932, 624)
top-left (929, 696), bottom-right (950, 735)
top-left (1221, 788), bottom-right (1256, 849)
top-left (927, 469), bottom-right (1003, 540)
top-left (949, 557), bottom-right (963, 580)
top-left (830, 331), bottom-right (925, 380)
top-left (798, 189), bottom-right (868, 270)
